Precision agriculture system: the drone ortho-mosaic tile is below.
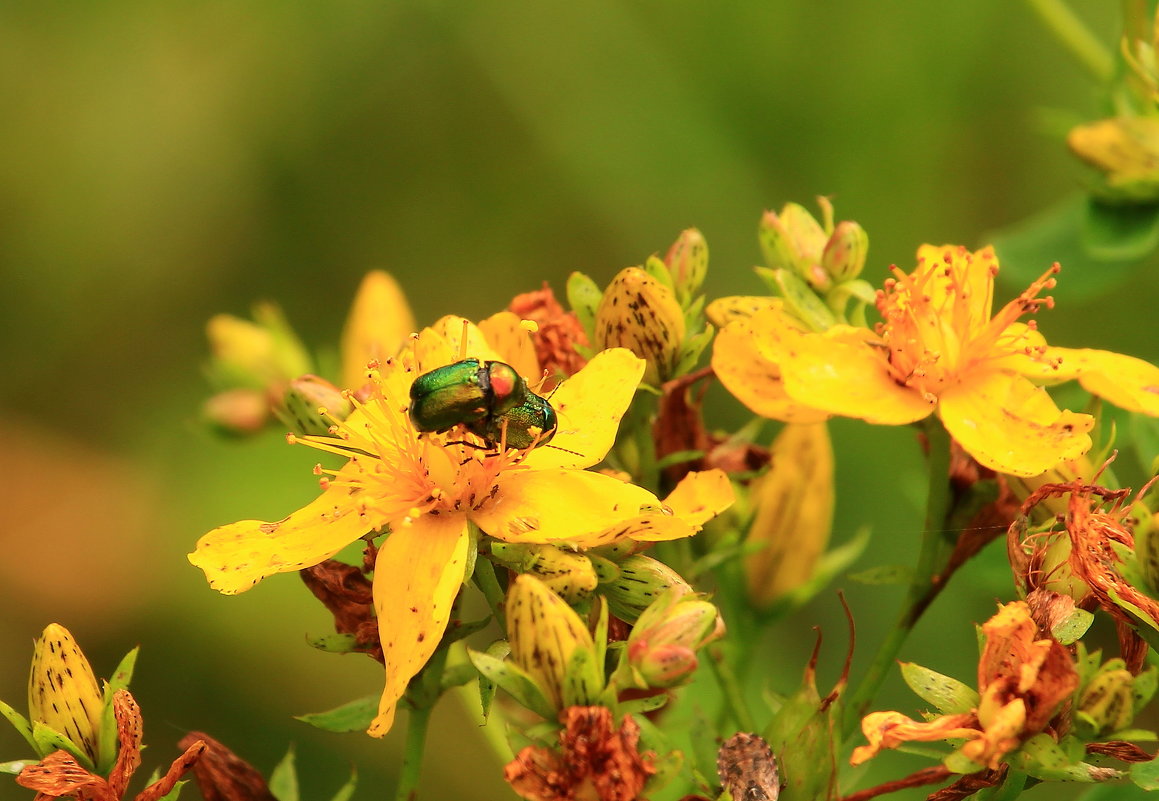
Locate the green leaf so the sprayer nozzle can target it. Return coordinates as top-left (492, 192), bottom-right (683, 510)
top-left (562, 645), bottom-right (604, 708)
top-left (899, 663), bottom-right (979, 715)
top-left (1016, 733), bottom-right (1117, 782)
top-left (1135, 666), bottom-right (1159, 712)
top-left (439, 663), bottom-right (479, 691)
top-left (329, 767), bottom-right (359, 801)
top-left (848, 564), bottom-right (912, 586)
top-left (269, 744), bottom-right (300, 801)
top-left (0, 700), bottom-right (35, 753)
top-left (1082, 200), bottom-right (1159, 260)
top-left (445, 615), bottom-right (493, 645)
top-left (156, 779), bottom-right (189, 801)
top-left (566, 271), bottom-right (602, 344)
top-left (989, 194), bottom-right (1150, 302)
top-left (1131, 755), bottom-right (1159, 790)
top-left (974, 769), bottom-right (1027, 801)
top-left (295, 695), bottom-right (378, 733)
top-left (305, 633), bottom-right (360, 653)
top-left (1049, 607), bottom-right (1094, 645)
top-left (467, 650), bottom-right (555, 720)
top-left (99, 645), bottom-right (138, 774)
top-left (0, 759), bottom-right (35, 775)
top-left (643, 255), bottom-right (675, 292)
top-left (673, 323), bottom-right (714, 376)
top-left (31, 722), bottom-right (93, 770)
top-left (619, 694), bottom-right (669, 716)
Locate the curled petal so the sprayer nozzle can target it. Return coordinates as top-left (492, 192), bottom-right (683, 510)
top-left (938, 372), bottom-right (1094, 477)
top-left (16, 751), bottom-right (111, 800)
top-left (189, 479), bottom-right (380, 595)
top-left (472, 468), bottom-right (662, 544)
top-left (851, 710), bottom-right (980, 766)
top-left (522, 348), bottom-right (646, 470)
top-left (662, 469), bottom-right (735, 527)
top-left (369, 514), bottom-right (470, 737)
top-left (711, 316), bottom-right (828, 423)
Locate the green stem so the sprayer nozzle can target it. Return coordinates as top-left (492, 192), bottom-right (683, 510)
top-left (1024, 0), bottom-right (1114, 82)
top-left (393, 703), bottom-right (433, 801)
top-left (842, 421), bottom-right (955, 738)
top-left (708, 644), bottom-right (757, 732)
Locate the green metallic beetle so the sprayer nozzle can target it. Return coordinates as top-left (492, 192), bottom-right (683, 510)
top-left (408, 358), bottom-right (528, 433)
top-left (468, 391), bottom-right (558, 450)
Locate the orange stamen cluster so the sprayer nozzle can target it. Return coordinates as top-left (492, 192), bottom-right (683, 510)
top-left (874, 246), bottom-right (1060, 400)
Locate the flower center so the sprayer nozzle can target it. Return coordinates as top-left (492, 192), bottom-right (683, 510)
top-left (874, 247), bottom-right (1059, 400)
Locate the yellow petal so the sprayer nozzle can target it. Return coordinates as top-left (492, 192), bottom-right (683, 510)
top-left (340, 271), bottom-right (416, 391)
top-left (478, 311), bottom-right (541, 383)
top-left (471, 467), bottom-right (661, 544)
top-left (711, 316), bottom-right (829, 423)
top-left (427, 315), bottom-right (503, 365)
top-left (938, 371), bottom-right (1094, 477)
top-left (1040, 347), bottom-right (1159, 416)
top-left (188, 481), bottom-right (378, 595)
top-left (521, 348), bottom-right (646, 470)
top-left (770, 317), bottom-right (934, 425)
top-left (705, 296), bottom-right (783, 328)
top-left (662, 469), bottom-right (735, 526)
top-left (368, 513), bottom-right (470, 737)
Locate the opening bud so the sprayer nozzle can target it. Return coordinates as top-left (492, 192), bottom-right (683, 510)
top-left (821, 220), bottom-right (868, 283)
top-left (205, 302), bottom-right (312, 390)
top-left (274, 375), bottom-right (352, 436)
top-left (600, 554), bottom-right (692, 623)
top-left (664, 228), bottom-right (709, 299)
top-left (625, 592), bottom-right (724, 689)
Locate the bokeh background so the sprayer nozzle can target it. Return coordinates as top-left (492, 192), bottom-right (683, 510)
top-left (2, 1), bottom-right (1155, 799)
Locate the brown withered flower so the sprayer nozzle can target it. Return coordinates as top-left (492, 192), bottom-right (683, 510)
top-left (852, 601), bottom-right (1078, 772)
top-left (16, 690), bottom-right (205, 801)
top-left (300, 556), bottom-right (384, 663)
top-left (504, 706), bottom-right (656, 801)
top-left (509, 283), bottom-right (590, 384)
top-left (1012, 476), bottom-right (1159, 638)
top-left (177, 732), bottom-right (276, 801)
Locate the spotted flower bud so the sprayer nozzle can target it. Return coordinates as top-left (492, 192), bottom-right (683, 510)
top-left (1076, 659), bottom-right (1136, 736)
top-left (664, 228), bottom-right (709, 300)
top-left (27, 624), bottom-right (104, 764)
top-left (206, 302), bottom-right (312, 390)
top-left (745, 422), bottom-right (834, 608)
top-left (600, 554), bottom-right (692, 623)
top-left (490, 543), bottom-right (599, 603)
top-left (595, 266), bottom-right (686, 384)
top-left (274, 374), bottom-right (352, 436)
top-left (624, 591), bottom-right (723, 689)
top-left (821, 220), bottom-right (868, 283)
top-left (507, 575), bottom-right (603, 710)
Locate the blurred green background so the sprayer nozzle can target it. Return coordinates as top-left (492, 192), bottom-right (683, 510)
top-left (2, 1), bottom-right (1156, 799)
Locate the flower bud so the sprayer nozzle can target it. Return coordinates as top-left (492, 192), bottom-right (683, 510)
top-left (506, 575), bottom-right (603, 710)
top-left (490, 543), bottom-right (599, 603)
top-left (821, 220), bottom-right (868, 283)
top-left (274, 375), bottom-right (352, 436)
top-left (1068, 117), bottom-right (1159, 203)
top-left (340, 271), bottom-right (417, 391)
top-left (745, 422), bottom-right (834, 607)
top-left (664, 228), bottom-right (709, 299)
top-left (206, 302), bottom-right (311, 390)
top-left (759, 202), bottom-right (830, 291)
top-left (600, 555), bottom-right (692, 623)
top-left (1077, 661), bottom-right (1136, 736)
top-left (27, 624), bottom-right (104, 763)
top-left (625, 592), bottom-right (723, 688)
top-left (202, 388), bottom-right (271, 437)
top-left (595, 267), bottom-right (686, 384)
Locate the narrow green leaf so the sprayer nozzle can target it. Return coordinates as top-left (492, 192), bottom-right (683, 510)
top-left (848, 564), bottom-right (913, 586)
top-left (0, 700), bottom-right (35, 753)
top-left (329, 768), bottom-right (358, 801)
top-left (566, 272), bottom-right (602, 344)
top-left (31, 722), bottom-right (93, 770)
top-left (467, 650), bottom-right (555, 721)
top-left (269, 744), bottom-right (300, 801)
top-left (619, 694), bottom-right (669, 716)
top-left (0, 759), bottom-right (35, 775)
top-left (1131, 755), bottom-right (1159, 790)
top-left (294, 695), bottom-right (378, 733)
top-left (99, 645), bottom-right (138, 774)
top-left (1082, 199), bottom-right (1159, 260)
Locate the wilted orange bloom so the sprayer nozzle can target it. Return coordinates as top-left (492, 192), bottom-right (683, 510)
top-left (17, 690), bottom-right (204, 801)
top-left (1015, 476), bottom-right (1159, 630)
top-left (505, 706), bottom-right (655, 801)
top-left (852, 601), bottom-right (1078, 771)
top-left (507, 283), bottom-right (590, 383)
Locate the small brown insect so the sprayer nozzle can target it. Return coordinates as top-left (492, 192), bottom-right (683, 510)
top-left (717, 732), bottom-right (780, 801)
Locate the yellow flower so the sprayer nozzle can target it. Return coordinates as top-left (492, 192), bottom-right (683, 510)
top-left (189, 317), bottom-right (732, 737)
top-left (713, 245), bottom-right (1159, 476)
top-left (339, 270), bottom-right (417, 392)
